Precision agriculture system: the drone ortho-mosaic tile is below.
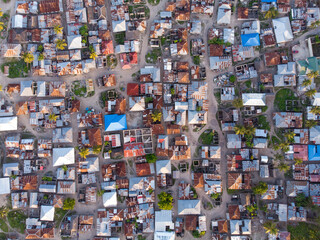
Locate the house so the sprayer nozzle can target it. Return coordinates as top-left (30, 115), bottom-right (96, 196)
top-left (53, 127), bottom-right (73, 143)
top-left (286, 181), bottom-right (309, 197)
top-left (272, 17), bottom-right (294, 45)
top-left (112, 20), bottom-right (126, 32)
top-left (273, 112), bottom-right (303, 128)
top-left (209, 56), bottom-right (232, 71)
top-left (177, 200), bottom-right (201, 215)
top-left (242, 93), bottom-right (266, 106)
top-left (52, 148), bottom-right (75, 167)
top-left (104, 114), bottom-right (127, 131)
top-left (241, 33), bottom-right (260, 47)
top-left (0, 178), bottom-right (10, 195)
top-left (1, 44), bottom-right (21, 57)
top-left (57, 181), bottom-right (76, 194)
top-left (67, 35), bottom-right (82, 49)
top-left (40, 205), bottom-right (55, 221)
top-left (274, 62), bottom-right (296, 87)
top-left (129, 97), bottom-right (145, 111)
top-left (228, 173), bottom-right (251, 190)
top-left (3, 163), bottom-right (20, 177)
top-left (309, 145), bottom-right (320, 161)
top-left (136, 163), bottom-right (155, 176)
top-left (102, 191), bottom-right (117, 207)
top-left (154, 210), bottom-right (174, 232)
top-left (156, 160), bottom-right (171, 187)
top-left (227, 134), bottom-right (242, 148)
top-left (310, 126), bottom-right (320, 144)
top-left (217, 4), bottom-right (231, 25)
top-left (0, 116), bottom-right (18, 131)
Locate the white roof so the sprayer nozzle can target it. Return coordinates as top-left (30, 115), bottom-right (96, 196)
top-left (67, 35), bottom-right (82, 49)
top-left (312, 93), bottom-right (320, 106)
top-left (20, 81), bottom-right (34, 96)
top-left (112, 20), bottom-right (127, 32)
top-left (242, 93), bottom-right (266, 106)
top-left (156, 160), bottom-right (171, 174)
top-left (40, 205), bottom-right (55, 221)
top-left (0, 178), bottom-right (10, 194)
top-left (217, 4), bottom-right (231, 25)
top-left (278, 204), bottom-right (288, 221)
top-left (224, 28), bottom-right (235, 44)
top-left (103, 191), bottom-right (117, 207)
top-left (52, 148), bottom-right (75, 167)
top-left (3, 163), bottom-right (19, 177)
top-left (154, 231), bottom-right (175, 240)
top-left (272, 17), bottom-right (293, 44)
top-left (39, 184), bottom-right (56, 193)
top-left (0, 116), bottom-right (18, 131)
top-left (178, 200), bottom-right (201, 215)
top-left (29, 192), bottom-right (38, 208)
top-left (12, 15), bottom-right (23, 28)
top-left (155, 210), bottom-right (174, 232)
top-left (37, 81), bottom-right (46, 97)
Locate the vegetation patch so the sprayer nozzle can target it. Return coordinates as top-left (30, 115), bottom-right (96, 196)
top-left (148, 0), bottom-right (160, 5)
top-left (288, 222), bottom-right (320, 240)
top-left (7, 210), bottom-right (27, 234)
top-left (1, 60), bottom-right (28, 78)
top-left (115, 32), bottom-right (126, 45)
top-left (54, 208), bottom-right (69, 228)
top-left (107, 54), bottom-right (117, 69)
top-left (274, 89), bottom-right (298, 111)
top-left (72, 81), bottom-right (87, 97)
top-left (193, 56), bottom-right (200, 65)
top-left (0, 218), bottom-right (8, 232)
top-left (257, 115), bottom-right (270, 131)
top-left (145, 48), bottom-right (161, 64)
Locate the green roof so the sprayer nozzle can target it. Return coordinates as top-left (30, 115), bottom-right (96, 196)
top-left (297, 57), bottom-right (320, 75)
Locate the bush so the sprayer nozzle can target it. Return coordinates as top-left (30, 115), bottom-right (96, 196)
top-left (1, 60), bottom-right (28, 78)
top-left (229, 75), bottom-right (236, 83)
top-left (199, 130), bottom-right (214, 145)
top-left (148, 0), bottom-right (160, 5)
top-left (295, 193), bottom-right (313, 208)
top-left (146, 154), bottom-right (157, 163)
top-left (63, 198), bottom-right (75, 210)
top-left (115, 32), bottom-right (126, 45)
top-left (258, 115), bottom-right (270, 131)
top-left (193, 56), bottom-right (200, 65)
top-left (7, 210), bottom-right (27, 233)
top-left (288, 222), bottom-right (320, 240)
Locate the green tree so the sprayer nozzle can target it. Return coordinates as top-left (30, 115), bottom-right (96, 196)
top-left (232, 98), bottom-right (243, 108)
top-left (229, 75), bottom-right (236, 83)
top-left (0, 206), bottom-right (9, 218)
top-left (305, 88), bottom-right (317, 98)
top-left (151, 111), bottom-right (162, 122)
top-left (295, 193), bottom-right (313, 207)
top-left (273, 153), bottom-right (284, 162)
top-left (245, 125), bottom-right (256, 136)
top-left (97, 189), bottom-right (105, 197)
top-left (252, 181), bottom-right (268, 195)
top-left (22, 52), bottom-right (34, 64)
top-left (263, 221), bottom-right (279, 236)
top-left (170, 88), bottom-right (175, 95)
top-left (279, 142), bottom-right (290, 152)
top-left (277, 162), bottom-right (290, 173)
top-left (38, 53), bottom-right (44, 61)
top-left (234, 125), bottom-right (246, 135)
top-left (55, 39), bottom-right (67, 50)
top-left (62, 165), bottom-right (68, 173)
top-left (48, 113), bottom-right (58, 122)
top-left (79, 25), bottom-right (89, 37)
top-left (146, 154), bottom-right (157, 163)
top-left (79, 148), bottom-right (90, 159)
top-left (63, 198), bottom-right (75, 210)
top-left (53, 25), bottom-right (63, 35)
top-left (158, 192), bottom-right (173, 210)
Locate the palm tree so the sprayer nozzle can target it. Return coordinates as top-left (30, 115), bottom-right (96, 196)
top-left (263, 221), bottom-right (279, 236)
top-left (0, 22), bottom-right (5, 31)
top-left (305, 120), bottom-right (318, 128)
top-left (22, 52), bottom-right (34, 64)
top-left (307, 71), bottom-right (319, 79)
top-left (151, 111), bottom-right (162, 122)
top-left (310, 106), bottom-right (320, 115)
top-left (245, 125), bottom-right (256, 136)
top-left (62, 165), bottom-right (68, 172)
top-left (55, 39), bottom-right (67, 50)
top-left (54, 25), bottom-right (63, 35)
top-left (79, 148), bottom-right (90, 159)
top-left (279, 142), bottom-right (289, 152)
top-left (277, 162), bottom-right (290, 173)
top-left (264, 7), bottom-right (278, 19)
top-left (90, 51), bottom-right (97, 60)
top-left (93, 145), bottom-right (102, 155)
top-left (305, 88), bottom-right (317, 98)
top-left (294, 158), bottom-right (303, 165)
top-left (234, 125), bottom-right (246, 135)
top-left (232, 98), bottom-right (243, 108)
top-left (301, 78), bottom-right (312, 87)
top-left (273, 153), bottom-right (284, 162)
top-left (284, 131), bottom-right (295, 142)
top-left (0, 206), bottom-right (8, 218)
top-left (48, 113), bottom-right (58, 122)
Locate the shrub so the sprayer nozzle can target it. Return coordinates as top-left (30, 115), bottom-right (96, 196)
top-left (146, 154), bottom-right (157, 163)
top-left (63, 198), bottom-right (75, 210)
top-left (7, 210), bottom-right (27, 233)
top-left (252, 181), bottom-right (268, 195)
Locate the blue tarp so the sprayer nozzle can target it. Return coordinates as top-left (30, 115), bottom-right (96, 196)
top-left (308, 145), bottom-right (320, 161)
top-left (241, 33), bottom-right (260, 47)
top-left (104, 114), bottom-right (127, 132)
top-left (261, 0), bottom-right (277, 2)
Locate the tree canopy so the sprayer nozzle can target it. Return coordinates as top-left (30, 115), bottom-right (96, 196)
top-left (252, 181), bottom-right (268, 195)
top-left (158, 192), bottom-right (173, 210)
top-left (63, 198), bottom-right (75, 210)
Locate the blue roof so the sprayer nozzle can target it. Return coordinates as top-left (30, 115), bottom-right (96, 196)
top-left (308, 145), bottom-right (320, 161)
top-left (261, 0), bottom-right (276, 2)
top-left (104, 114), bottom-right (127, 132)
top-left (241, 33), bottom-right (260, 47)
